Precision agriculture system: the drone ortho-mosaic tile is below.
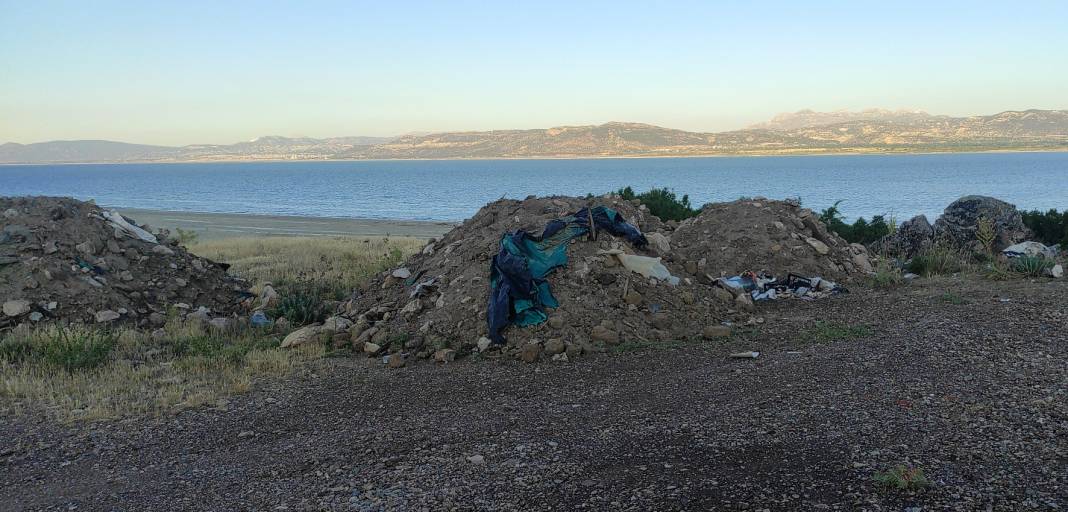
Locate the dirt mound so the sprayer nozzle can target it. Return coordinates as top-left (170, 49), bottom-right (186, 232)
top-left (671, 198), bottom-right (874, 278)
top-left (337, 195), bottom-right (746, 360)
top-left (1, 197), bottom-right (249, 329)
top-left (338, 195), bottom-right (868, 363)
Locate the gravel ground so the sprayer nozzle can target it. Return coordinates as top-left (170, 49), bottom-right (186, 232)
top-left (2, 276), bottom-right (1065, 511)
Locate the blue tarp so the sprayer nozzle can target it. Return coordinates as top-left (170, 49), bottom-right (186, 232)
top-left (487, 206), bottom-right (647, 343)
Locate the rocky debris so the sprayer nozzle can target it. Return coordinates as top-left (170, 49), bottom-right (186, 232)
top-left (339, 195), bottom-right (876, 364)
top-left (339, 195), bottom-right (759, 361)
top-left (875, 196), bottom-right (1032, 258)
top-left (671, 198), bottom-right (873, 279)
top-left (870, 214), bottom-right (934, 258)
top-left (934, 195), bottom-right (1030, 253)
top-left (0, 196), bottom-right (249, 329)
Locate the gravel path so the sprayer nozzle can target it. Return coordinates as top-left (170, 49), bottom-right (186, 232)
top-left (2, 277), bottom-right (1065, 511)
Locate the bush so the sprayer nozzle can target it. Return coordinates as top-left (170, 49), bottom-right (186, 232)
top-left (615, 186), bottom-right (698, 222)
top-left (869, 259), bottom-right (904, 289)
top-left (174, 228), bottom-right (200, 246)
top-left (1020, 209), bottom-right (1068, 247)
top-left (874, 466), bottom-right (930, 491)
top-left (270, 289), bottom-right (326, 326)
top-left (1011, 255), bottom-right (1054, 277)
top-left (907, 244), bottom-right (968, 276)
top-left (819, 201), bottom-right (893, 245)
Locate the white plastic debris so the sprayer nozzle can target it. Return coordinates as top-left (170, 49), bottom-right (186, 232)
top-left (103, 210), bottom-right (158, 243)
top-left (599, 249), bottom-right (680, 285)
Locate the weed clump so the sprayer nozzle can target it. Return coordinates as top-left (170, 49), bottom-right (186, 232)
top-left (874, 466), bottom-right (930, 491)
top-left (907, 244), bottom-right (969, 276)
top-left (1011, 255), bottom-right (1054, 277)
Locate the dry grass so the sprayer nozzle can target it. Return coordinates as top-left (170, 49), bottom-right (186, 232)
top-left (0, 320), bottom-right (324, 422)
top-left (1, 236), bottom-right (418, 421)
top-left (190, 236), bottom-right (422, 298)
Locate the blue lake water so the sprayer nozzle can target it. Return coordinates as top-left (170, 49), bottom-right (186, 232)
top-left (2, 152), bottom-right (1066, 222)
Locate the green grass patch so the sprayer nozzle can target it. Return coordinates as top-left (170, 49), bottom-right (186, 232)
top-left (0, 327), bottom-right (116, 372)
top-left (874, 466), bottom-right (931, 491)
top-left (907, 244), bottom-right (969, 277)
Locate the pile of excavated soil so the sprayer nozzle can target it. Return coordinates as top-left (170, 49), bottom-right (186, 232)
top-left (1, 197), bottom-right (249, 329)
top-left (334, 195), bottom-right (872, 363)
top-left (671, 198), bottom-right (874, 279)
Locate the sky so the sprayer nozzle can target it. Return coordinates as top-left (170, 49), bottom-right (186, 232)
top-left (2, 1), bottom-right (1066, 146)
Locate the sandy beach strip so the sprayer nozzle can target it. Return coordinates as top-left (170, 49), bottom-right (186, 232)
top-left (116, 208), bottom-right (456, 240)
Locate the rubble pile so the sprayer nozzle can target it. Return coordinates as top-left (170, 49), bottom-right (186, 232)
top-left (671, 198), bottom-right (874, 278)
top-left (873, 195), bottom-right (1032, 258)
top-left (0, 197), bottom-right (249, 329)
top-left (329, 195), bottom-right (870, 363)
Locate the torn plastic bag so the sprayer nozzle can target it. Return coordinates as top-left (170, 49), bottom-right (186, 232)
top-left (600, 249), bottom-right (680, 285)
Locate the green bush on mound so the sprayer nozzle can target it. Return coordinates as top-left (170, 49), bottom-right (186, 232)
top-left (615, 186), bottom-right (699, 222)
top-left (819, 200), bottom-right (894, 245)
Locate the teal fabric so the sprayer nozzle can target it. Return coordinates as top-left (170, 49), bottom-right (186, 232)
top-left (501, 221), bottom-right (588, 326)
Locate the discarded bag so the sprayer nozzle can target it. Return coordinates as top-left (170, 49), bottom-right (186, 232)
top-left (599, 249), bottom-right (680, 285)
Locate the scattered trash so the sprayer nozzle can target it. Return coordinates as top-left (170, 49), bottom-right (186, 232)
top-left (730, 351), bottom-right (760, 359)
top-left (250, 310), bottom-right (271, 328)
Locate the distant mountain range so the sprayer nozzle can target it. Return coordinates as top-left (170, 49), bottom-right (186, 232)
top-left (3, 109), bottom-right (1066, 164)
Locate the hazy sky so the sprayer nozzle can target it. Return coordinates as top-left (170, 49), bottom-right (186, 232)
top-left (2, 1), bottom-right (1066, 146)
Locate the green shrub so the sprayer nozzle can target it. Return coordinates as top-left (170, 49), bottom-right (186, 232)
top-left (0, 327), bottom-right (116, 372)
top-left (907, 244), bottom-right (967, 276)
top-left (270, 291), bottom-right (326, 326)
top-left (819, 201), bottom-right (893, 244)
top-left (874, 466), bottom-right (930, 491)
top-left (1020, 209), bottom-right (1068, 247)
top-left (615, 186), bottom-right (698, 222)
top-left (174, 228), bottom-right (200, 246)
top-left (869, 259), bottom-right (904, 289)
top-left (1011, 255), bottom-right (1053, 277)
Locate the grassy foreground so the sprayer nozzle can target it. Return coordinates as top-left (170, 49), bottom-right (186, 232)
top-left (0, 236), bottom-right (421, 421)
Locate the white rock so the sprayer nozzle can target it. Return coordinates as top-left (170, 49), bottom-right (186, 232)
top-left (476, 336), bottom-right (492, 352)
top-left (1002, 241), bottom-right (1056, 259)
top-left (645, 232), bottom-right (671, 255)
top-left (3, 300), bottom-right (31, 317)
top-left (467, 454), bottom-right (485, 465)
top-left (95, 310), bottom-right (121, 323)
top-left (391, 267), bottom-right (412, 279)
top-left (805, 237), bottom-right (830, 255)
top-left (363, 342), bottom-right (382, 355)
top-left (280, 325), bottom-right (321, 348)
top-left (1049, 264), bottom-right (1063, 278)
top-left (151, 245), bottom-right (175, 256)
top-left (320, 316), bottom-right (353, 333)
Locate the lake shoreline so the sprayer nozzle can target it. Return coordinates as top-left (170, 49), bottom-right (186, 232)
top-left (116, 207), bottom-right (456, 240)
top-left (3, 147), bottom-right (1067, 166)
